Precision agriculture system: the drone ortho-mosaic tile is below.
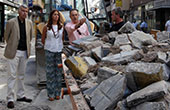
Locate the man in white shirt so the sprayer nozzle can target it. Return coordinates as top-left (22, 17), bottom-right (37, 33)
top-left (165, 16), bottom-right (170, 38)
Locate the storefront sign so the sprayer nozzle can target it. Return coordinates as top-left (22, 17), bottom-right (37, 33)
top-left (28, 0), bottom-right (33, 7)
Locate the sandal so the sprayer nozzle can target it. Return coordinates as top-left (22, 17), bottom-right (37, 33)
top-left (56, 96), bottom-right (60, 100)
top-left (48, 97), bottom-right (54, 101)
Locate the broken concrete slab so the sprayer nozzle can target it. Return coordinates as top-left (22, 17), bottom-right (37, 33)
top-left (157, 51), bottom-right (167, 63)
top-left (162, 64), bottom-right (170, 81)
top-left (118, 21), bottom-right (136, 33)
top-left (126, 72), bottom-right (138, 92)
top-left (72, 36), bottom-right (99, 46)
top-left (141, 52), bottom-right (158, 62)
top-left (65, 56), bottom-right (88, 78)
top-left (131, 101), bottom-right (167, 110)
top-left (126, 80), bottom-right (168, 107)
top-left (129, 31), bottom-right (157, 49)
top-left (114, 34), bottom-right (131, 46)
top-left (126, 62), bottom-right (163, 88)
top-left (92, 46), bottom-right (103, 61)
top-left (97, 66), bottom-right (119, 84)
top-left (120, 45), bottom-right (132, 52)
top-left (80, 80), bottom-right (98, 92)
top-left (83, 57), bottom-right (97, 66)
top-left (80, 40), bottom-right (104, 51)
top-left (102, 50), bottom-right (139, 65)
top-left (90, 74), bottom-right (126, 110)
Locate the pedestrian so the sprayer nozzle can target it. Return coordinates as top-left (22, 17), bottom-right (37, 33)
top-left (165, 16), bottom-right (170, 38)
top-left (4, 4), bottom-right (33, 109)
top-left (65, 9), bottom-right (90, 45)
top-left (140, 20), bottom-right (148, 33)
top-left (41, 9), bottom-right (64, 101)
top-left (109, 7), bottom-right (125, 32)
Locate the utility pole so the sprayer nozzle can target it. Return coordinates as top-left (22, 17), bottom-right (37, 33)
top-left (74, 0), bottom-right (76, 9)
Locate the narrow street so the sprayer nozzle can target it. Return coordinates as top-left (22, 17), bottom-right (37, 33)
top-left (0, 38), bottom-right (73, 110)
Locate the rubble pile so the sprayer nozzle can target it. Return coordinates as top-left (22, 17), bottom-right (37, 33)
top-left (65, 22), bottom-right (170, 110)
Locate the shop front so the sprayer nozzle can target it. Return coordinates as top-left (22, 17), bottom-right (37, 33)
top-left (0, 1), bottom-right (19, 42)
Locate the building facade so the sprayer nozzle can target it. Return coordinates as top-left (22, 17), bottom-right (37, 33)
top-left (0, 0), bottom-right (28, 41)
top-left (130, 0), bottom-right (170, 31)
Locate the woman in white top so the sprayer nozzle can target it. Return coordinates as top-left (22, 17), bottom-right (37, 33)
top-left (42, 9), bottom-right (64, 101)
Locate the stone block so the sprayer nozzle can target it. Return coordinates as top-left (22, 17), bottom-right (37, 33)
top-left (90, 74), bottom-right (126, 109)
top-left (114, 34), bottom-right (131, 46)
top-left (129, 31), bottom-right (157, 49)
top-left (126, 62), bottom-right (163, 88)
top-left (83, 57), bottom-right (97, 66)
top-left (118, 21), bottom-right (136, 33)
top-left (65, 56), bottom-right (88, 78)
top-left (126, 81), bottom-right (168, 107)
top-left (131, 102), bottom-right (167, 110)
top-left (102, 50), bottom-right (139, 65)
top-left (97, 67), bottom-right (119, 84)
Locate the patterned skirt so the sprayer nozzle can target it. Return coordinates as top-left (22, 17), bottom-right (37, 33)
top-left (45, 50), bottom-right (63, 98)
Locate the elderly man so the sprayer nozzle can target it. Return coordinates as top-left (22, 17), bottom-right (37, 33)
top-left (109, 7), bottom-right (125, 32)
top-left (4, 4), bottom-right (33, 108)
top-left (65, 9), bottom-right (90, 45)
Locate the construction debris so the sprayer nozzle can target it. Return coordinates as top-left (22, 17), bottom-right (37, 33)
top-left (65, 22), bottom-right (170, 110)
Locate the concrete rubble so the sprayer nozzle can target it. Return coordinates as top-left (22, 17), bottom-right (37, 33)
top-left (65, 22), bottom-right (170, 110)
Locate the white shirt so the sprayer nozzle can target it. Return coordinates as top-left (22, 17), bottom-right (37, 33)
top-left (165, 20), bottom-right (170, 32)
top-left (44, 25), bottom-right (63, 52)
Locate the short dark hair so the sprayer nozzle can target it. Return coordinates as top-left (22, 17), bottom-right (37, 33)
top-left (112, 7), bottom-right (123, 18)
top-left (69, 9), bottom-right (79, 15)
top-left (19, 4), bottom-right (28, 9)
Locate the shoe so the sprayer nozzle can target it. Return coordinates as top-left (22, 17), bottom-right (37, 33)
top-left (17, 97), bottom-right (32, 102)
top-left (7, 101), bottom-right (14, 109)
top-left (48, 97), bottom-right (55, 101)
top-left (56, 96), bottom-right (60, 100)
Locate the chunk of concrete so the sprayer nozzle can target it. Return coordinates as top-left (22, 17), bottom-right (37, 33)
top-left (90, 74), bottom-right (126, 110)
top-left (83, 57), bottom-right (97, 66)
top-left (131, 102), bottom-right (167, 110)
top-left (97, 67), bottom-right (119, 84)
top-left (92, 46), bottom-right (103, 61)
top-left (118, 21), bottom-right (136, 33)
top-left (65, 56), bottom-right (88, 78)
top-left (126, 62), bottom-right (163, 88)
top-left (114, 34), bottom-right (131, 46)
top-left (72, 36), bottom-right (99, 46)
top-left (126, 81), bottom-right (168, 107)
top-left (102, 50), bottom-right (139, 65)
top-left (129, 31), bottom-right (157, 49)
top-left (120, 45), bottom-right (132, 52)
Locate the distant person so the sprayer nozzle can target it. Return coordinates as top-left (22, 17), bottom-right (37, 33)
top-left (140, 20), bottom-right (148, 33)
top-left (41, 9), bottom-right (64, 101)
top-left (132, 19), bottom-right (138, 28)
top-left (165, 16), bottom-right (170, 38)
top-left (65, 9), bottom-right (90, 45)
top-left (4, 4), bottom-right (33, 109)
top-left (109, 7), bottom-right (125, 32)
